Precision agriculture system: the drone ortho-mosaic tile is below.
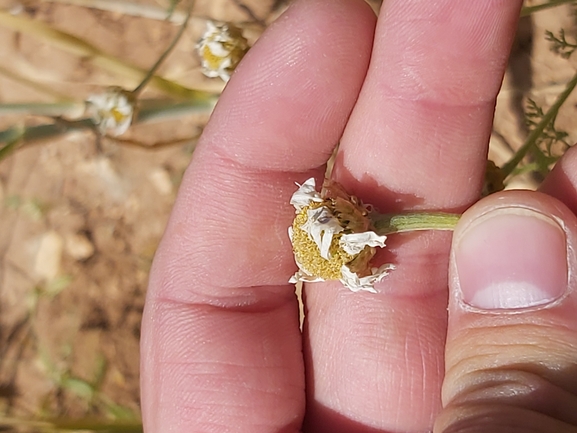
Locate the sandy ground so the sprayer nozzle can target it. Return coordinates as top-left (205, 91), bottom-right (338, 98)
top-left (0, 0), bottom-right (577, 428)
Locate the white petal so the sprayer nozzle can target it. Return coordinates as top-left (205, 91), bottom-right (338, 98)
top-left (340, 231), bottom-right (387, 255)
top-left (207, 40), bottom-right (231, 57)
top-left (289, 271), bottom-right (325, 284)
top-left (218, 70), bottom-right (231, 82)
top-left (115, 97), bottom-right (133, 114)
top-left (301, 207), bottom-right (343, 260)
top-left (206, 20), bottom-right (218, 34)
top-left (339, 264), bottom-right (395, 293)
top-left (290, 178), bottom-right (323, 211)
top-left (86, 93), bottom-right (106, 108)
top-left (201, 67), bottom-right (221, 78)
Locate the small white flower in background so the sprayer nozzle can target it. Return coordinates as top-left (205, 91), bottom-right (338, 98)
top-left (86, 87), bottom-right (134, 136)
top-left (196, 21), bottom-right (249, 82)
top-left (288, 178), bottom-right (395, 293)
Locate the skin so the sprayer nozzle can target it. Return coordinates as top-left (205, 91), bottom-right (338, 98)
top-left (141, 1), bottom-right (577, 432)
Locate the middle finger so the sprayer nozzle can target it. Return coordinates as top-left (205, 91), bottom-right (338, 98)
top-left (303, 1), bottom-right (524, 431)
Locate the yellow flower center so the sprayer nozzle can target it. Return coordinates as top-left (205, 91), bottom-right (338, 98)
top-left (110, 107), bottom-right (128, 123)
top-left (202, 45), bottom-right (227, 70)
top-left (291, 205), bottom-right (354, 280)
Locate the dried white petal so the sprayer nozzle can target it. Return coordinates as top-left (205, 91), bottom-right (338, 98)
top-left (86, 88), bottom-right (134, 136)
top-left (289, 271), bottom-right (325, 284)
top-left (339, 264), bottom-right (395, 293)
top-left (300, 207), bottom-right (343, 260)
top-left (340, 232), bottom-right (387, 255)
top-left (290, 178), bottom-right (323, 212)
top-left (196, 21), bottom-right (248, 82)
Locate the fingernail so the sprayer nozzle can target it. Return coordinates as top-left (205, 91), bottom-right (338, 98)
top-left (454, 207), bottom-right (568, 310)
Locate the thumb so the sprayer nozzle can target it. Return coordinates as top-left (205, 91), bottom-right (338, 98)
top-left (436, 191), bottom-right (577, 433)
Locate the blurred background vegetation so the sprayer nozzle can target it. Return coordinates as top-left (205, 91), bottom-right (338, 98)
top-left (1, 0), bottom-right (577, 431)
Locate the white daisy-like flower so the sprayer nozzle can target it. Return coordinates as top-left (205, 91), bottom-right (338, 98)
top-left (86, 87), bottom-right (134, 136)
top-left (196, 21), bottom-right (249, 82)
top-left (288, 178), bottom-right (395, 293)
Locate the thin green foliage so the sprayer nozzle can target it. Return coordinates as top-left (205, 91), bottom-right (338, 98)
top-left (35, 338), bottom-right (140, 426)
top-left (501, 71), bottom-right (577, 179)
top-left (0, 10), bottom-right (210, 100)
top-left (525, 98), bottom-right (570, 174)
top-left (37, 275), bottom-right (74, 298)
top-left (545, 28), bottom-right (577, 58)
top-left (500, 15), bottom-right (577, 181)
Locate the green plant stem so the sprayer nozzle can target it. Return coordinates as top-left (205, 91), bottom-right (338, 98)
top-left (0, 120), bottom-right (93, 160)
top-left (132, 6), bottom-right (191, 96)
top-left (136, 98), bottom-right (216, 122)
top-left (500, 70), bottom-right (577, 178)
top-left (521, 0), bottom-right (577, 16)
top-left (0, 102), bottom-right (84, 116)
top-left (372, 212), bottom-right (460, 235)
top-left (0, 98), bottom-right (216, 159)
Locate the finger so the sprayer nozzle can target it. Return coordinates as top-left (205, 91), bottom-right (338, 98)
top-left (140, 1), bottom-right (377, 432)
top-left (540, 146), bottom-right (577, 215)
top-left (303, 1), bottom-right (523, 431)
top-left (437, 191), bottom-right (577, 433)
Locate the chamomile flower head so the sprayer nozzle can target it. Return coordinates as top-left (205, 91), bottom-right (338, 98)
top-left (196, 21), bottom-right (249, 82)
top-left (86, 87), bottom-right (135, 136)
top-left (288, 178), bottom-right (394, 293)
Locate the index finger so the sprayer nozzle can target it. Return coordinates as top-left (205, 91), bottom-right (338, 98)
top-left (140, 1), bottom-right (377, 432)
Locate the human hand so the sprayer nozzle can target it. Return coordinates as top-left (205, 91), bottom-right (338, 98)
top-left (141, 1), bottom-right (577, 431)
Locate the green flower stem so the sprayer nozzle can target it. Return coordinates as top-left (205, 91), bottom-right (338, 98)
top-left (136, 98), bottom-right (217, 122)
top-left (521, 0), bottom-right (577, 16)
top-left (500, 69), bottom-right (577, 179)
top-left (372, 212), bottom-right (461, 235)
